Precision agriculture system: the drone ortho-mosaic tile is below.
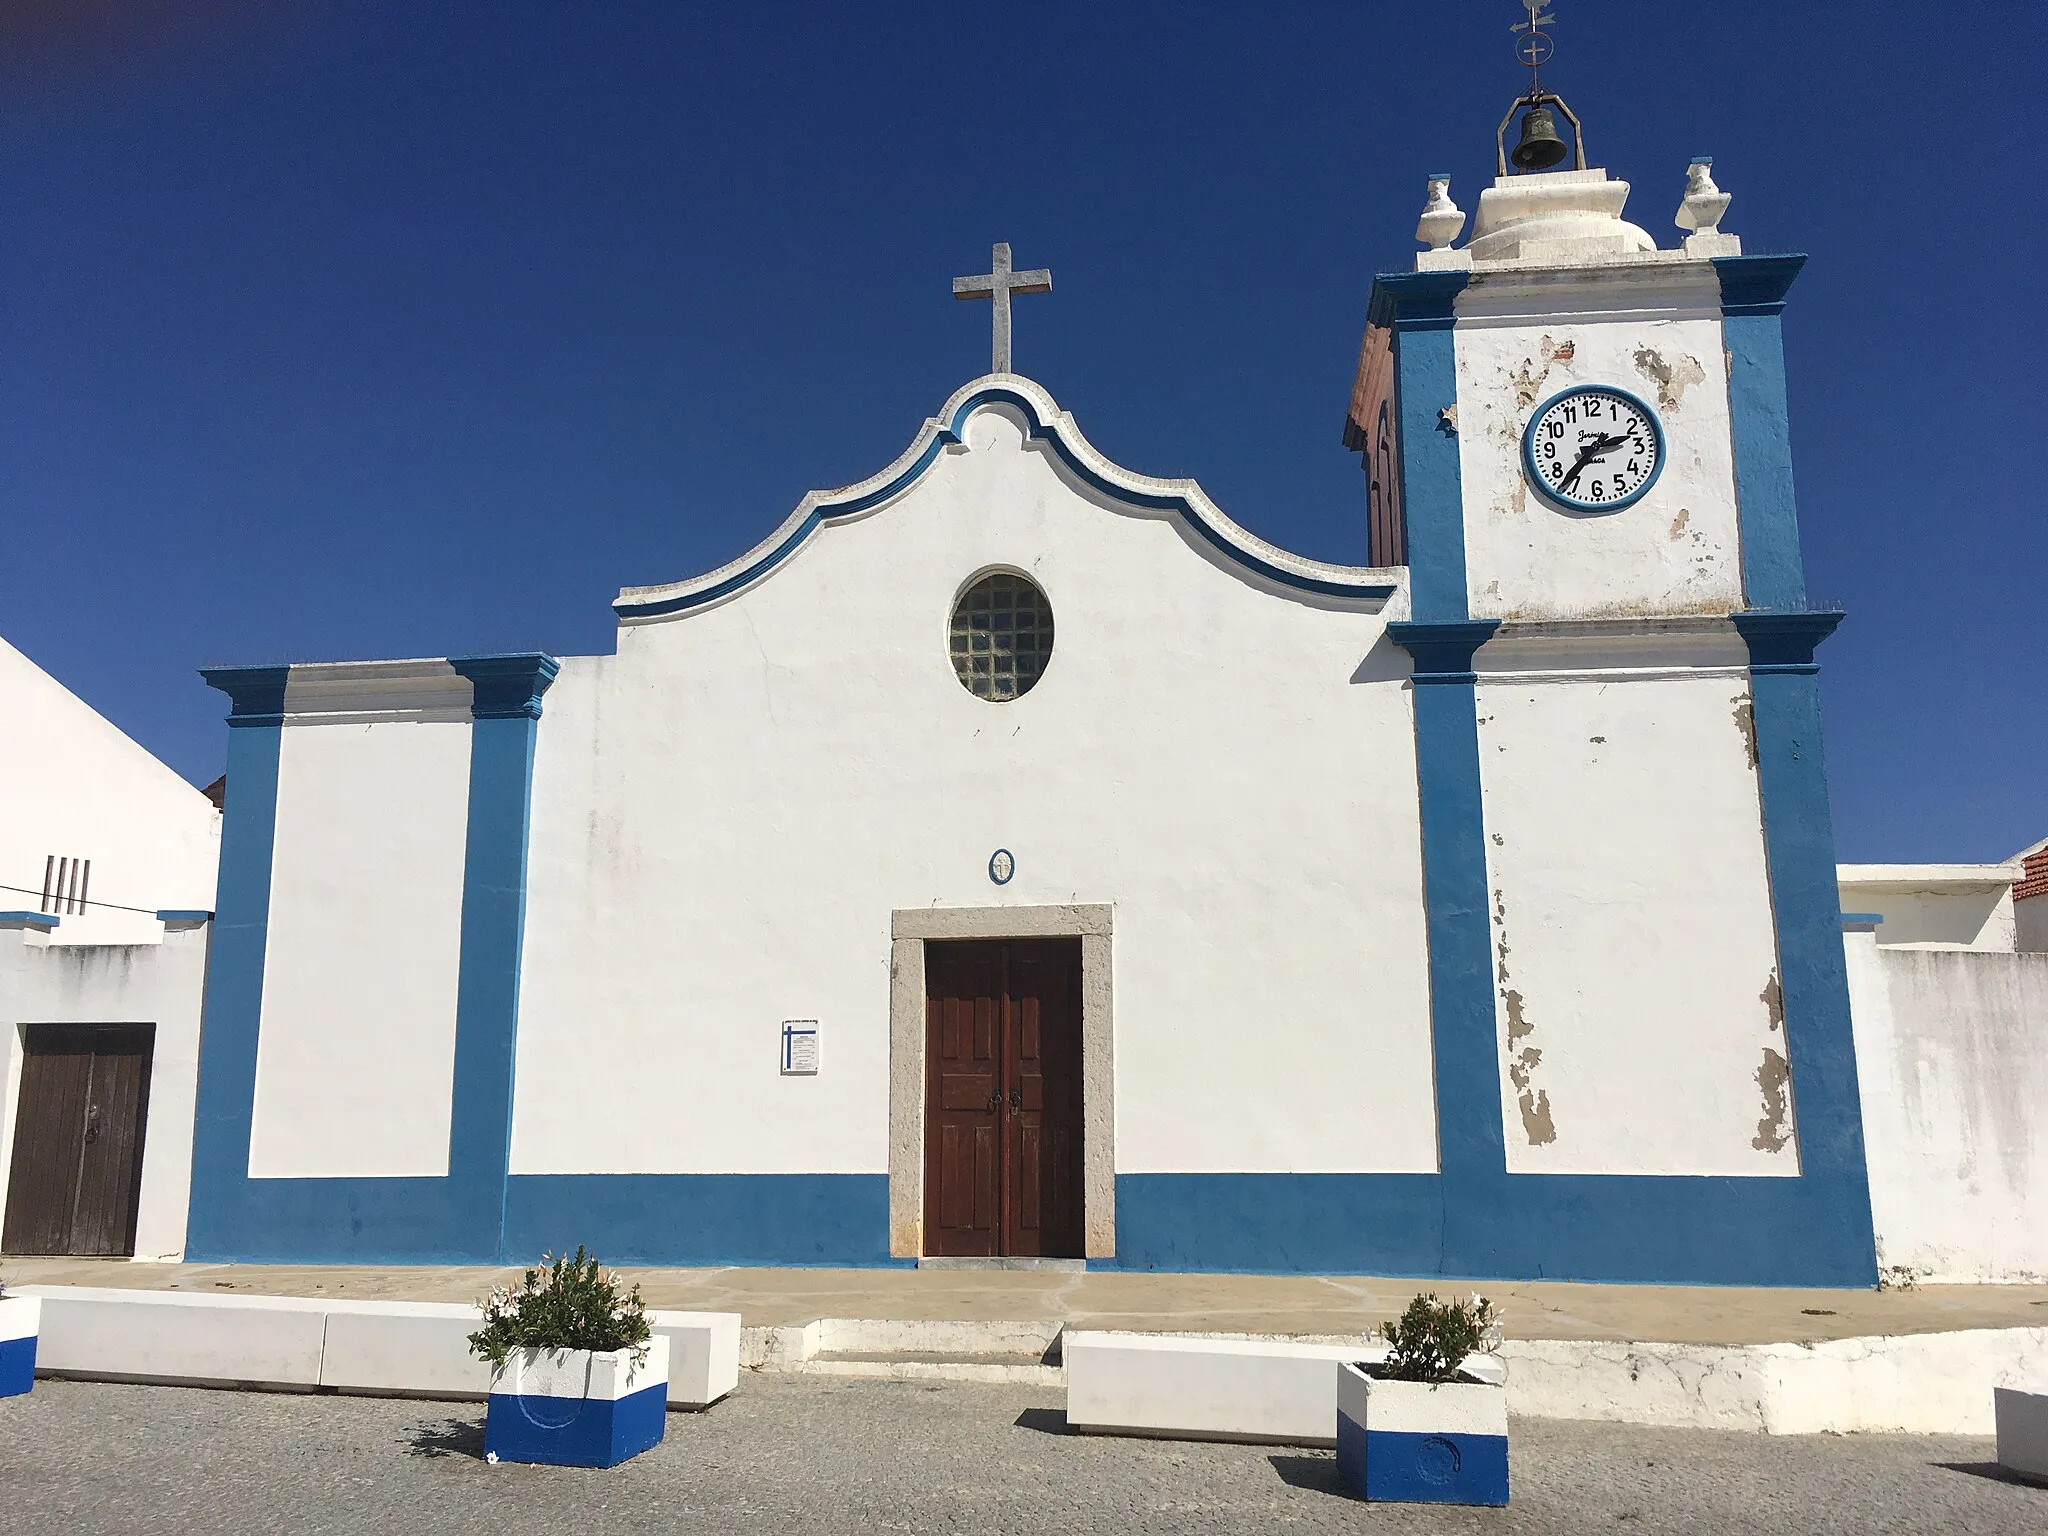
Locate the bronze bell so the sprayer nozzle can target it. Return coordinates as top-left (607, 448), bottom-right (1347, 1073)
top-left (1510, 103), bottom-right (1568, 171)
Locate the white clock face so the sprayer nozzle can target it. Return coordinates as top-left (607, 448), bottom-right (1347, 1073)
top-left (1523, 386), bottom-right (1663, 511)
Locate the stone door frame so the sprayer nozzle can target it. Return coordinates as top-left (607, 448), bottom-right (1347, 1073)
top-left (889, 905), bottom-right (1114, 1259)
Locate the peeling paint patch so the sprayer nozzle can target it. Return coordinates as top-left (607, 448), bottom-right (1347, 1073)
top-left (1731, 695), bottom-right (1758, 768)
top-left (1495, 887), bottom-right (1557, 1146)
top-left (1509, 335), bottom-right (1576, 409)
top-left (1752, 1047), bottom-right (1792, 1153)
top-left (1589, 735), bottom-right (1606, 744)
top-left (1760, 971), bottom-right (1785, 1033)
top-left (1668, 508), bottom-right (1690, 540)
top-left (1633, 346), bottom-right (1707, 410)
top-left (1490, 832), bottom-right (1504, 846)
top-left (1438, 403), bottom-right (1458, 436)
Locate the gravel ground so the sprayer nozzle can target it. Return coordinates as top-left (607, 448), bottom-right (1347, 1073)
top-left (1, 1374), bottom-right (2042, 1535)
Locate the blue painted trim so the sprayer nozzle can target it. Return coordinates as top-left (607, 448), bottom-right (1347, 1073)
top-left (155, 909), bottom-right (213, 922)
top-left (1732, 610), bottom-right (1876, 1280)
top-left (612, 385), bottom-right (1397, 620)
top-left (1840, 912), bottom-right (1884, 928)
top-left (1387, 620), bottom-right (1504, 1206)
top-left (484, 1378), bottom-right (666, 1468)
top-left (198, 665), bottom-right (291, 729)
top-left (0, 912), bottom-right (57, 929)
top-left (1519, 384), bottom-right (1667, 514)
top-left (1113, 1173), bottom-right (1878, 1284)
top-left (0, 1332), bottom-right (35, 1396)
top-left (1716, 255), bottom-right (1809, 611)
top-left (1370, 271), bottom-right (1471, 622)
top-left (503, 1174), bottom-right (909, 1267)
top-left (450, 653), bottom-right (561, 720)
top-left (184, 680), bottom-right (286, 1257)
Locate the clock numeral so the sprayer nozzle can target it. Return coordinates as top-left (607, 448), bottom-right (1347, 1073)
top-left (1548, 420), bottom-right (1564, 439)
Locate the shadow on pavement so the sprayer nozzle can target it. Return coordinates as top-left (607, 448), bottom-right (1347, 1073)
top-left (1012, 1407), bottom-right (1070, 1435)
top-left (1934, 1460), bottom-right (2045, 1489)
top-left (404, 1416), bottom-right (487, 1460)
top-left (1268, 1453), bottom-right (1355, 1498)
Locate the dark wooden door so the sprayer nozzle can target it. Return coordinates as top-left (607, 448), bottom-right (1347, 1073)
top-left (924, 940), bottom-right (1082, 1258)
top-left (2, 1024), bottom-right (154, 1256)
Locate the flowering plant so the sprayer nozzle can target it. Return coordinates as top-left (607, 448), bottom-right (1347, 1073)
top-left (467, 1247), bottom-right (651, 1368)
top-left (1375, 1292), bottom-right (1502, 1384)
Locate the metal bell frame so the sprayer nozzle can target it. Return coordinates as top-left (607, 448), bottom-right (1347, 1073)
top-left (1494, 90), bottom-right (1587, 176)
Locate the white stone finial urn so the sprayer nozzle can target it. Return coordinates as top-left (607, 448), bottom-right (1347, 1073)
top-left (1676, 157), bottom-right (1732, 234)
top-left (1416, 175), bottom-right (1465, 251)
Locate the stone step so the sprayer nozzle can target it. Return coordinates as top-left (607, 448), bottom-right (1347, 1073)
top-left (794, 1351), bottom-right (1064, 1386)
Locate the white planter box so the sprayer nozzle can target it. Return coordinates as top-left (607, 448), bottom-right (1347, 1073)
top-left (1996, 1387), bottom-right (2048, 1485)
top-left (1336, 1361), bottom-right (1509, 1506)
top-left (484, 1335), bottom-right (670, 1468)
top-left (0, 1294), bottom-right (40, 1397)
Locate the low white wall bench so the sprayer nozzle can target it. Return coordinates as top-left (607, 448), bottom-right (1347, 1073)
top-left (20, 1286), bottom-right (740, 1409)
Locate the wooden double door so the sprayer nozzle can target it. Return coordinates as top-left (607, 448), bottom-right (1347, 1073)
top-left (923, 938), bottom-right (1083, 1258)
top-left (2, 1024), bottom-right (154, 1257)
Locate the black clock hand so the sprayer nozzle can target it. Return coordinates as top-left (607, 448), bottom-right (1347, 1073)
top-left (1558, 432), bottom-right (1628, 493)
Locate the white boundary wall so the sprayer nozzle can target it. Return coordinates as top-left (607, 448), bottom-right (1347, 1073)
top-left (1846, 934), bottom-right (2048, 1282)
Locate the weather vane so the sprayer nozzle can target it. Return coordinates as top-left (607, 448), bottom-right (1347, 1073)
top-left (1497, 2), bottom-right (1583, 175)
top-left (1510, 3), bottom-right (1557, 93)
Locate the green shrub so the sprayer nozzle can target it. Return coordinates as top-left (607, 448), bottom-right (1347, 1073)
top-left (1376, 1292), bottom-right (1501, 1384)
top-left (467, 1248), bottom-right (652, 1368)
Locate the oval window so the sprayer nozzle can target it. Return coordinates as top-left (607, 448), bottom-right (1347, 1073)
top-left (948, 572), bottom-right (1054, 702)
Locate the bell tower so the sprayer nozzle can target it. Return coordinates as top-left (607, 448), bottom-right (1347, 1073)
top-left (1343, 4), bottom-right (1877, 1286)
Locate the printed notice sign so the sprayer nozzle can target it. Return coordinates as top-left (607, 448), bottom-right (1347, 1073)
top-left (781, 1021), bottom-right (820, 1075)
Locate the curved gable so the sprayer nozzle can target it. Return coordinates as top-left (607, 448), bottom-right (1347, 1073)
top-left (613, 375), bottom-right (1400, 622)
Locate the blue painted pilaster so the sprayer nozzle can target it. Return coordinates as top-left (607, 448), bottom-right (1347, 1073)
top-left (185, 666), bottom-right (290, 1254)
top-left (1370, 271), bottom-right (1471, 621)
top-left (1731, 611), bottom-right (1875, 1278)
top-left (1387, 621), bottom-right (1503, 1204)
top-left (1716, 255), bottom-right (1809, 611)
top-left (448, 653), bottom-right (560, 1262)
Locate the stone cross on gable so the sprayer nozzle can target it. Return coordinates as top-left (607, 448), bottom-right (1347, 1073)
top-left (951, 242), bottom-right (1052, 375)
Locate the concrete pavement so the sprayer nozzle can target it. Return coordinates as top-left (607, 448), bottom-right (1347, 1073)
top-left (2, 1374), bottom-right (2042, 1534)
top-left (6, 1254), bottom-right (2046, 1344)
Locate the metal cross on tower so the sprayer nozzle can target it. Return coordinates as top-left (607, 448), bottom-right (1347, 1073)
top-left (951, 242), bottom-right (1052, 375)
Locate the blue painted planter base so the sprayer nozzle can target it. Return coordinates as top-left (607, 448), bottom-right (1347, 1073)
top-left (1337, 1418), bottom-right (1509, 1507)
top-left (0, 1333), bottom-right (36, 1397)
top-left (483, 1380), bottom-right (666, 1468)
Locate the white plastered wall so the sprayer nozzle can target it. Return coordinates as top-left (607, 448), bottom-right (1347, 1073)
top-left (1454, 268), bottom-right (1743, 621)
top-left (247, 665), bottom-right (472, 1179)
top-left (1846, 933), bottom-right (2048, 1282)
top-left (0, 635), bottom-right (219, 942)
top-left (512, 400), bottom-right (1438, 1179)
top-left (1475, 625), bottom-right (1795, 1175)
top-left (0, 919), bottom-right (210, 1259)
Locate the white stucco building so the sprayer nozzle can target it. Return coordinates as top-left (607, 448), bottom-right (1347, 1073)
top-left (157, 121), bottom-right (1908, 1288)
top-left (0, 637), bottom-right (219, 1260)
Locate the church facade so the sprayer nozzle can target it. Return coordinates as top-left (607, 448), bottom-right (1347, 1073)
top-left (182, 157), bottom-right (1878, 1285)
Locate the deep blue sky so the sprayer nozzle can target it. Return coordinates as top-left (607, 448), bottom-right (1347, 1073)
top-left (3, 1), bottom-right (2040, 861)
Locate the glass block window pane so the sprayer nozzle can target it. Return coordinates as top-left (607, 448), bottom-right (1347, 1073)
top-left (949, 572), bottom-right (1054, 701)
